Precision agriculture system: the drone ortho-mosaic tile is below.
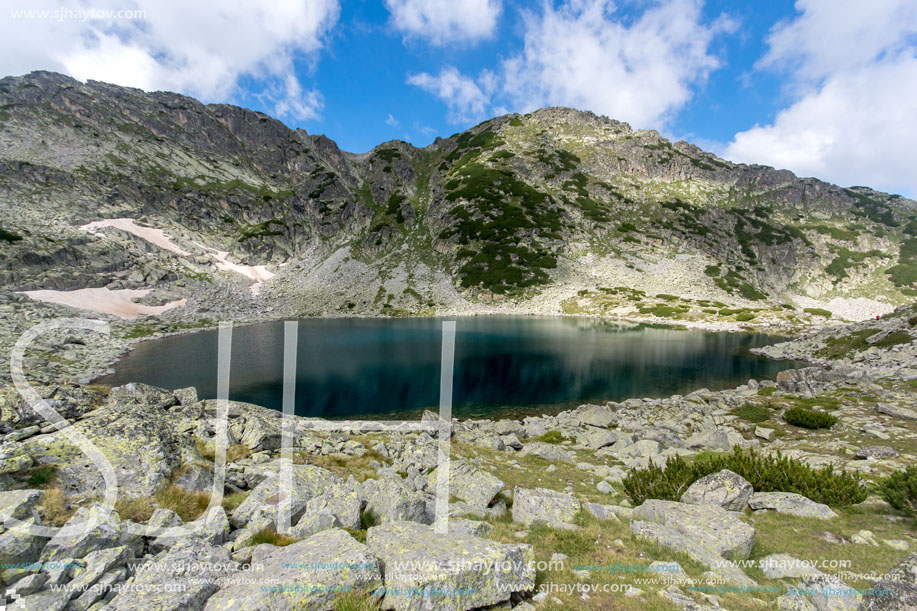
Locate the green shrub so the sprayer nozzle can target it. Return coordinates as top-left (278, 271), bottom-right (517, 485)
top-left (28, 466), bottom-right (56, 487)
top-left (784, 407), bottom-right (837, 429)
top-left (878, 465), bottom-right (917, 518)
top-left (704, 265), bottom-right (721, 277)
top-left (0, 227), bottom-right (23, 243)
top-left (735, 312), bottom-right (756, 322)
top-left (872, 331), bottom-right (914, 349)
top-left (757, 386), bottom-right (776, 397)
top-left (622, 447), bottom-right (866, 506)
top-left (804, 308), bottom-right (832, 318)
top-left (639, 305), bottom-right (689, 317)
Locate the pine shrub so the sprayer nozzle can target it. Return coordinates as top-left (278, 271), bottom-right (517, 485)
top-left (877, 465), bottom-right (917, 518)
top-left (784, 407), bottom-right (837, 429)
top-left (622, 447), bottom-right (866, 506)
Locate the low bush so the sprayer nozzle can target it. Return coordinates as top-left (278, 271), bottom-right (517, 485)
top-left (622, 447), bottom-right (866, 506)
top-left (537, 430), bottom-right (568, 444)
top-left (877, 465), bottom-right (917, 518)
top-left (784, 407), bottom-right (837, 429)
top-left (246, 526), bottom-right (297, 547)
top-left (731, 404), bottom-right (771, 423)
top-left (735, 312), bottom-right (756, 322)
top-left (804, 308), bottom-right (832, 318)
top-left (757, 387), bottom-right (776, 397)
top-left (154, 485), bottom-right (210, 521)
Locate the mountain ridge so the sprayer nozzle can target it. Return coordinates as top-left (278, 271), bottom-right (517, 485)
top-left (0, 70), bottom-right (914, 339)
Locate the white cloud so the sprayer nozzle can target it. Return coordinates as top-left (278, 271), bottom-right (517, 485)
top-left (725, 0), bottom-right (917, 195)
top-left (386, 114), bottom-right (399, 127)
top-left (385, 0), bottom-right (501, 44)
top-left (0, 0), bottom-right (340, 120)
top-left (407, 67), bottom-right (491, 123)
top-left (407, 0), bottom-right (733, 128)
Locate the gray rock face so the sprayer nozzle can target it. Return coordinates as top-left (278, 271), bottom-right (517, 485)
top-left (853, 445), bottom-right (899, 459)
top-left (748, 492), bottom-right (837, 519)
top-left (518, 441), bottom-right (574, 463)
top-left (428, 459), bottom-right (504, 509)
top-left (631, 499), bottom-right (756, 560)
top-left (511, 487), bottom-right (581, 527)
top-left (303, 480), bottom-right (363, 530)
top-left (362, 476), bottom-right (430, 524)
top-left (0, 488), bottom-right (41, 523)
top-left (21, 383), bottom-right (191, 497)
top-left (229, 461), bottom-right (341, 528)
top-left (571, 404), bottom-right (617, 428)
top-left (579, 428), bottom-right (619, 449)
top-left (106, 538), bottom-right (234, 610)
top-left (876, 403), bottom-right (917, 420)
top-left (41, 503), bottom-right (122, 562)
top-left (857, 551), bottom-right (917, 610)
top-left (797, 574), bottom-right (861, 611)
top-left (759, 553), bottom-right (825, 579)
top-left (366, 521), bottom-right (535, 611)
top-left (680, 469), bottom-right (754, 511)
top-left (204, 529), bottom-right (383, 611)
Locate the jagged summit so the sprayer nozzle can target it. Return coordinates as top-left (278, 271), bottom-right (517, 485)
top-left (0, 71), bottom-right (914, 325)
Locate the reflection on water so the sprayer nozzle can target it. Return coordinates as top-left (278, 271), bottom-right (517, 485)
top-left (98, 316), bottom-right (799, 419)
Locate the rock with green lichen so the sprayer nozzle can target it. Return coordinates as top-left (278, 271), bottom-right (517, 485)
top-left (511, 487), bottom-right (580, 527)
top-left (366, 520), bottom-right (535, 611)
top-left (680, 468), bottom-right (754, 511)
top-left (229, 460), bottom-right (341, 528)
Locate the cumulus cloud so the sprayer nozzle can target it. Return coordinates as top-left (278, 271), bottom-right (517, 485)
top-left (725, 0), bottom-right (917, 195)
top-left (407, 0), bottom-right (733, 128)
top-left (0, 0), bottom-right (340, 120)
top-left (385, 0), bottom-right (502, 44)
top-left (407, 66), bottom-right (492, 122)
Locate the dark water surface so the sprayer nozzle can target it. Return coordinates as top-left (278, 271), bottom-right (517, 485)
top-left (98, 317), bottom-right (799, 419)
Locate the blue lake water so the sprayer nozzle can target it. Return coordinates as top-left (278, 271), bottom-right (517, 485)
top-left (97, 316), bottom-right (799, 419)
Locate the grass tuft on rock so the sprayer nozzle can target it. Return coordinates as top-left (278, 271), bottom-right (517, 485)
top-left (247, 525), bottom-right (297, 547)
top-left (332, 590), bottom-right (382, 611)
top-left (622, 447), bottom-right (866, 507)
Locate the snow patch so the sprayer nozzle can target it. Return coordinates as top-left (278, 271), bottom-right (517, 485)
top-left (20, 288), bottom-right (186, 319)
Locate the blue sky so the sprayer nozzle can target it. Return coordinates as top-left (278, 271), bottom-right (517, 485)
top-left (2, 1), bottom-right (916, 196)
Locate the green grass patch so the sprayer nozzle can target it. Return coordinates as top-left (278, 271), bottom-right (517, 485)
top-left (815, 329), bottom-right (878, 359)
top-left (757, 386), bottom-right (776, 397)
top-left (731, 404), bottom-right (772, 423)
top-left (536, 430), bottom-right (569, 444)
top-left (804, 307), bottom-right (832, 318)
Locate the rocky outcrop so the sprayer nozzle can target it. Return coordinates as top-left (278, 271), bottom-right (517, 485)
top-left (748, 492), bottom-right (837, 519)
top-left (680, 469), bottom-right (753, 511)
top-left (511, 487), bottom-right (581, 527)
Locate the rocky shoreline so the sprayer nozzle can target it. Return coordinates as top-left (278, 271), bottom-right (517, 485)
top-left (0, 305), bottom-right (914, 610)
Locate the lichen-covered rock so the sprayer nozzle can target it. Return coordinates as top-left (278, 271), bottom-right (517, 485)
top-left (303, 480), bottom-right (363, 530)
top-left (362, 476), bottom-right (429, 524)
top-left (876, 403), bottom-right (917, 420)
top-left (858, 552), bottom-right (917, 610)
top-left (366, 521), bottom-right (535, 611)
top-left (511, 487), bottom-right (580, 527)
top-left (41, 503), bottom-right (122, 562)
top-left (0, 518), bottom-right (46, 580)
top-left (0, 488), bottom-right (41, 523)
top-left (427, 459), bottom-right (504, 509)
top-left (629, 520), bottom-right (755, 586)
top-left (106, 538), bottom-right (234, 610)
top-left (204, 529), bottom-right (382, 611)
top-left (776, 593), bottom-right (818, 610)
top-left (518, 442), bottom-right (574, 463)
top-left (759, 554), bottom-right (825, 579)
top-left (229, 460), bottom-right (341, 528)
top-left (21, 383), bottom-right (192, 497)
top-left (854, 446), bottom-right (899, 459)
top-left (796, 574), bottom-right (861, 611)
top-left (748, 492), bottom-right (837, 519)
top-left (632, 499), bottom-right (755, 560)
top-left (579, 428), bottom-right (619, 449)
top-left (680, 469), bottom-right (754, 511)
top-left (571, 404), bottom-right (616, 428)
top-left (65, 545), bottom-right (133, 599)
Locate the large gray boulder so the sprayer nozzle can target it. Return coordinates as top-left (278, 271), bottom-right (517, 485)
top-left (748, 492), bottom-right (837, 519)
top-left (427, 459), bottom-right (504, 509)
top-left (578, 428), bottom-right (619, 450)
top-left (229, 461), bottom-right (341, 528)
top-left (204, 529), bottom-right (383, 611)
top-left (41, 503), bottom-right (122, 562)
top-left (858, 552), bottom-right (917, 610)
top-left (571, 404), bottom-right (616, 428)
top-left (797, 574), bottom-right (861, 611)
top-left (105, 538), bottom-right (234, 610)
top-left (0, 488), bottom-right (41, 523)
top-left (511, 487), bottom-right (580, 527)
top-left (21, 383), bottom-right (191, 497)
top-left (367, 521), bottom-right (535, 611)
top-left (518, 442), bottom-right (574, 463)
top-left (680, 469), bottom-right (754, 511)
top-left (631, 499), bottom-right (756, 560)
top-left (876, 403), bottom-right (917, 420)
top-left (362, 476), bottom-right (429, 524)
top-left (302, 480), bottom-right (363, 530)
top-left (759, 554), bottom-right (825, 579)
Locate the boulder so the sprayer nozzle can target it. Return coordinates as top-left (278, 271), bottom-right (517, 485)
top-left (631, 499), bottom-right (756, 560)
top-left (362, 476), bottom-right (429, 524)
top-left (41, 503), bottom-right (122, 562)
top-left (579, 428), bottom-right (619, 450)
top-left (518, 442), bottom-right (574, 463)
top-left (0, 488), bottom-right (41, 523)
top-left (680, 469), bottom-right (754, 511)
top-left (748, 492), bottom-right (837, 519)
top-left (21, 383), bottom-right (192, 497)
top-left (0, 518), bottom-right (46, 580)
top-left (854, 446), bottom-right (899, 459)
top-left (797, 574), bottom-right (861, 611)
top-left (876, 403), bottom-right (917, 420)
top-left (428, 459), bottom-right (504, 509)
top-left (858, 551), bottom-right (917, 610)
top-left (205, 529), bottom-right (383, 611)
top-left (303, 481), bottom-right (363, 530)
top-left (106, 538), bottom-right (234, 610)
top-left (229, 461), bottom-right (341, 528)
top-left (367, 521), bottom-right (535, 611)
top-left (572, 404), bottom-right (616, 428)
top-left (511, 487), bottom-right (580, 527)
top-left (759, 554), bottom-right (824, 579)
